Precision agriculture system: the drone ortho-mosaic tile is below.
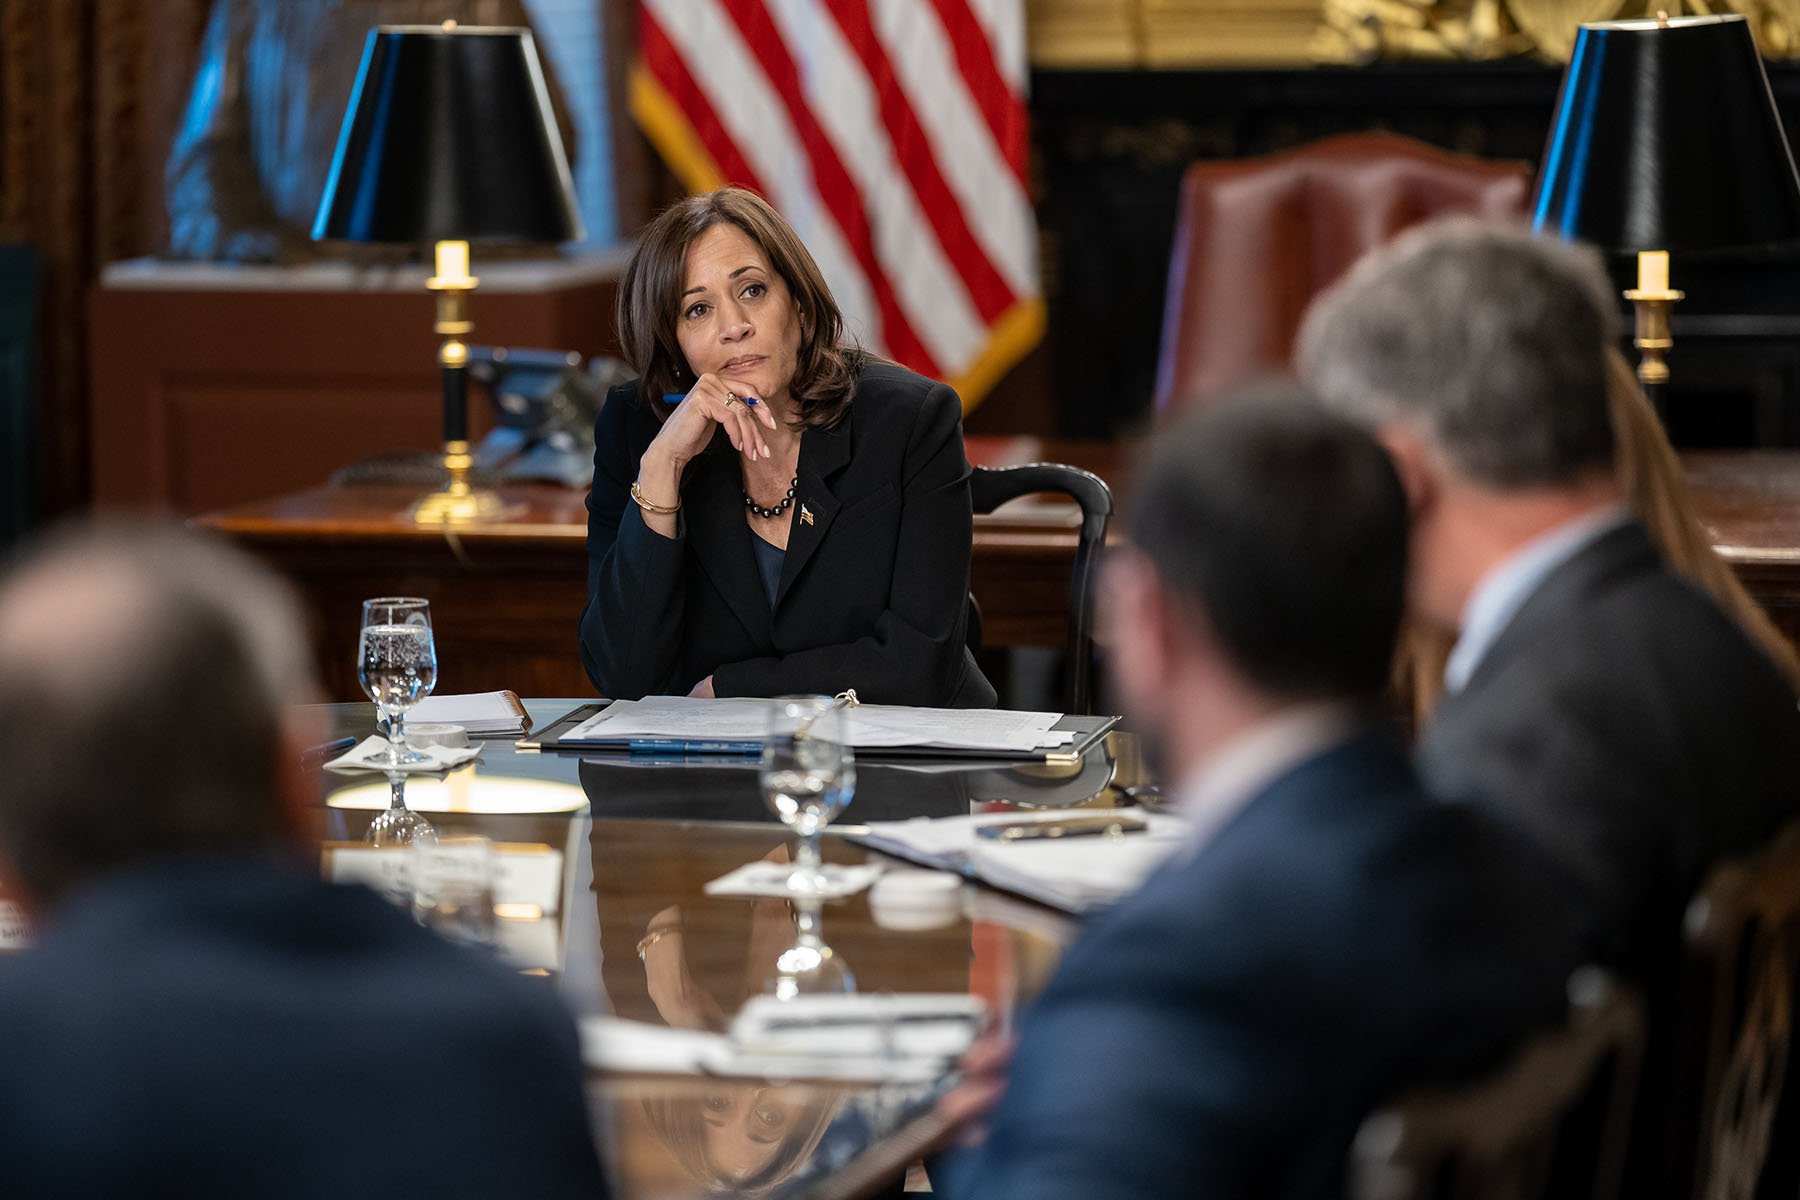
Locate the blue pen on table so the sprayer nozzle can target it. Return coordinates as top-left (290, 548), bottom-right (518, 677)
top-left (628, 738), bottom-right (764, 756)
top-left (299, 736), bottom-right (357, 765)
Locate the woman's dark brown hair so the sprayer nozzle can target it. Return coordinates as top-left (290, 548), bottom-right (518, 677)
top-left (639, 1088), bottom-right (840, 1196)
top-left (617, 187), bottom-right (864, 431)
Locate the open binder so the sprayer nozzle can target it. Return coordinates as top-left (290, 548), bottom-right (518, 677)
top-left (520, 699), bottom-right (1119, 764)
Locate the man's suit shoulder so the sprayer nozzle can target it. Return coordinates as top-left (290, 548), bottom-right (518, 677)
top-left (1068, 737), bottom-right (1463, 989)
top-left (1473, 527), bottom-right (1794, 700)
top-left (964, 732), bottom-right (1577, 1200)
top-left (1455, 557), bottom-right (1800, 742)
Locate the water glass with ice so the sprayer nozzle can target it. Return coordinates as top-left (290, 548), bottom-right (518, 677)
top-left (357, 597), bottom-right (438, 767)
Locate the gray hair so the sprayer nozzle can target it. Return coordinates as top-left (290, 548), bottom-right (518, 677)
top-left (1296, 219), bottom-right (1620, 489)
top-left (0, 521), bottom-right (317, 904)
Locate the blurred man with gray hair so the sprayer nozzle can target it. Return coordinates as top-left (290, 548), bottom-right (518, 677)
top-left (0, 523), bottom-right (611, 1198)
top-left (1298, 220), bottom-right (1800, 978)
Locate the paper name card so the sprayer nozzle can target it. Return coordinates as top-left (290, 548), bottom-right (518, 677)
top-left (322, 843), bottom-right (564, 915)
top-left (0, 900), bottom-right (29, 951)
top-left (491, 914), bottom-right (562, 972)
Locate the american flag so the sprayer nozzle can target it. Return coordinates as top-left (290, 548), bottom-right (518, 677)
top-left (630, 0), bottom-right (1042, 410)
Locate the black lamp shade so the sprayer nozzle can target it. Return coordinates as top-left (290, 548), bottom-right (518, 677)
top-left (1532, 14), bottom-right (1800, 253)
top-left (313, 25), bottom-right (581, 245)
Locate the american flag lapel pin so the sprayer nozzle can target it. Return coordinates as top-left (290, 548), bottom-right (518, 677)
top-left (800, 504), bottom-right (815, 526)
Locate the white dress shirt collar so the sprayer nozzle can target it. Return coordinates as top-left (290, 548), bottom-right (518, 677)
top-left (1173, 702), bottom-right (1361, 859)
top-left (1443, 503), bottom-right (1632, 695)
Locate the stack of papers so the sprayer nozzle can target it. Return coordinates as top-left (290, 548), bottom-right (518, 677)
top-left (567, 697), bottom-right (1074, 754)
top-left (854, 809), bottom-right (1191, 914)
top-left (578, 993), bottom-right (984, 1083)
top-left (409, 691), bottom-right (530, 736)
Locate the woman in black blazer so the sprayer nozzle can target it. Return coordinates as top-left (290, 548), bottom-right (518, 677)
top-left (579, 188), bottom-right (995, 707)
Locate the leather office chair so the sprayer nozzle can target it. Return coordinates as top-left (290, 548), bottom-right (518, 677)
top-left (1154, 132), bottom-right (1529, 416)
top-left (1638, 820), bottom-right (1800, 1200)
top-left (1349, 968), bottom-right (1645, 1200)
top-left (968, 463), bottom-right (1114, 715)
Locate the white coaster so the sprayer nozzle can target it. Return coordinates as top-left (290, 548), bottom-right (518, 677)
top-left (324, 735), bottom-right (480, 774)
top-left (703, 859), bottom-right (883, 899)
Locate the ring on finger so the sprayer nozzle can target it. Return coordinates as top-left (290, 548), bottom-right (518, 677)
top-left (723, 391), bottom-right (741, 408)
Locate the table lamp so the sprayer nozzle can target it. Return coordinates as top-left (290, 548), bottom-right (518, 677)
top-left (1531, 12), bottom-right (1800, 409)
top-left (313, 22), bottom-right (582, 523)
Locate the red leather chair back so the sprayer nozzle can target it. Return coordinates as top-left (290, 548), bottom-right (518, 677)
top-left (1153, 132), bottom-right (1529, 417)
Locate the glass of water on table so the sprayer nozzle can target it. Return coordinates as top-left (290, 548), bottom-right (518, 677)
top-left (357, 597), bottom-right (438, 768)
top-left (761, 695), bottom-right (857, 895)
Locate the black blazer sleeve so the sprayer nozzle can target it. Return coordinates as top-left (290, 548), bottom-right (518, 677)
top-left (711, 381), bottom-right (976, 704)
top-left (578, 383), bottom-right (687, 697)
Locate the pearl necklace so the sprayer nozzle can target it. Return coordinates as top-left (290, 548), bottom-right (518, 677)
top-left (745, 476), bottom-right (798, 520)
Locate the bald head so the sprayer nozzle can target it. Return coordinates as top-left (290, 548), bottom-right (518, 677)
top-left (0, 523), bottom-right (318, 906)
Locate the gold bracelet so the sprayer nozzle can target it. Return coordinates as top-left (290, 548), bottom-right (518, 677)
top-left (636, 925), bottom-right (683, 959)
top-left (630, 481), bottom-right (681, 515)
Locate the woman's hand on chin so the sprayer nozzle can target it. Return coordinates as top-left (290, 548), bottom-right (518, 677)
top-left (647, 372), bottom-right (777, 469)
top-left (688, 675), bottom-right (716, 699)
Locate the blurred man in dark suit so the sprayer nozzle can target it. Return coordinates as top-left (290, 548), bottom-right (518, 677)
top-left (0, 524), bottom-right (610, 1199)
top-left (1298, 222), bottom-right (1800, 978)
top-left (951, 397), bottom-right (1580, 1200)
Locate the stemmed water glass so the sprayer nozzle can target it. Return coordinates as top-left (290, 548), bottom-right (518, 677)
top-left (760, 696), bottom-right (857, 895)
top-left (767, 895), bottom-right (854, 1000)
top-left (358, 597), bottom-right (437, 768)
top-left (365, 769), bottom-right (435, 847)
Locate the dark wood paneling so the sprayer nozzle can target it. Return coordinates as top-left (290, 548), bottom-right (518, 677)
top-left (90, 269), bottom-right (619, 512)
top-left (1032, 63), bottom-right (1800, 441)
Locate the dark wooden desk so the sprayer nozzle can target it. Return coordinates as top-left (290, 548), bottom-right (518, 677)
top-left (195, 437), bottom-right (1119, 701)
top-left (1684, 451), bottom-right (1800, 640)
top-left (195, 446), bottom-right (1800, 702)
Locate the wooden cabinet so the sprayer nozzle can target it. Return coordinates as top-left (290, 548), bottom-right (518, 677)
top-left (89, 255), bottom-right (622, 513)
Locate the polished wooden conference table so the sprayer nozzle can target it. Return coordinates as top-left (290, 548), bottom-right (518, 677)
top-left (311, 699), bottom-right (1144, 1199)
top-left (196, 443), bottom-right (1800, 701)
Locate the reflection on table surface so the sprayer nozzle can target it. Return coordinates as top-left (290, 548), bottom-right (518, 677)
top-left (317, 700), bottom-right (1148, 829)
top-left (308, 700), bottom-right (1138, 1198)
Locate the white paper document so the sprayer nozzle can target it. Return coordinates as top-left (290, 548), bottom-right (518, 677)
top-left (855, 808), bottom-right (1191, 914)
top-left (578, 993), bottom-right (982, 1083)
top-left (409, 690), bottom-right (529, 736)
top-left (0, 900), bottom-right (29, 951)
top-left (568, 697), bottom-right (1070, 754)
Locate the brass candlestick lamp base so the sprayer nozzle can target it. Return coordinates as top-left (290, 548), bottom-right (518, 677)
top-left (409, 440), bottom-right (525, 523)
top-left (1622, 285), bottom-right (1683, 389)
top-left (1623, 249), bottom-right (1682, 417)
top-left (412, 240), bottom-right (524, 526)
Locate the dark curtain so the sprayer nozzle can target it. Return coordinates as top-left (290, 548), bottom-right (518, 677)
top-left (0, 0), bottom-right (212, 520)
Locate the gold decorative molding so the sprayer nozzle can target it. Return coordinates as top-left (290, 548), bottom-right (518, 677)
top-left (1025, 0), bottom-right (1800, 67)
